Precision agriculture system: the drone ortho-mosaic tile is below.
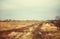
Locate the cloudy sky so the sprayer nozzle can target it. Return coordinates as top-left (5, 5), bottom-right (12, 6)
top-left (0, 0), bottom-right (60, 20)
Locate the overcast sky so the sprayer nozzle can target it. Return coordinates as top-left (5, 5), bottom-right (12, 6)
top-left (0, 0), bottom-right (60, 20)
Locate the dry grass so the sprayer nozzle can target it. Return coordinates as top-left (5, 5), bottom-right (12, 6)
top-left (0, 20), bottom-right (60, 39)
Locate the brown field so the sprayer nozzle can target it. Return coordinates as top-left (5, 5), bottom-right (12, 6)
top-left (0, 20), bottom-right (60, 39)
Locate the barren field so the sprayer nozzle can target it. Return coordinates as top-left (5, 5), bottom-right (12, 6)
top-left (0, 20), bottom-right (60, 39)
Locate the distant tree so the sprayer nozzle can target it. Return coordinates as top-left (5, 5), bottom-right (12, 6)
top-left (55, 16), bottom-right (60, 20)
